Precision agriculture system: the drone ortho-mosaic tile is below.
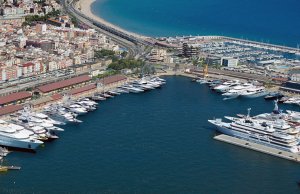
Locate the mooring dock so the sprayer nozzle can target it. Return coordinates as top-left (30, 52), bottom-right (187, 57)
top-left (214, 134), bottom-right (300, 163)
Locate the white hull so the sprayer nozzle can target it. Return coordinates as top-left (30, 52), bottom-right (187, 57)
top-left (242, 91), bottom-right (268, 98)
top-left (211, 123), bottom-right (297, 153)
top-left (0, 135), bottom-right (42, 150)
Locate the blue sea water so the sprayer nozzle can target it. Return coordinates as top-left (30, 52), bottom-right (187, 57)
top-left (92, 0), bottom-right (300, 47)
top-left (1, 76), bottom-right (300, 193)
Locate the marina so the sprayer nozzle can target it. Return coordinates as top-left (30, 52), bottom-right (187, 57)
top-left (194, 77), bottom-right (270, 100)
top-left (1, 0), bottom-right (300, 192)
top-left (1, 76), bottom-right (300, 193)
top-left (0, 76), bottom-right (166, 170)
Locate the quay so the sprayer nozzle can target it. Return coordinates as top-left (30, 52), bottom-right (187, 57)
top-left (214, 134), bottom-right (300, 163)
top-left (222, 36), bottom-right (300, 53)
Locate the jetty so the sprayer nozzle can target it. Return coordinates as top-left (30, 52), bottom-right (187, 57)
top-left (214, 134), bottom-right (300, 163)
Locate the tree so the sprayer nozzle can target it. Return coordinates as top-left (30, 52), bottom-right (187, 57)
top-left (121, 51), bottom-right (128, 58)
top-left (108, 58), bottom-right (145, 71)
top-left (94, 49), bottom-right (115, 59)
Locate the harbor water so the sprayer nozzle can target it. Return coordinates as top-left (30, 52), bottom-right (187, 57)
top-left (93, 0), bottom-right (300, 47)
top-left (1, 76), bottom-right (300, 193)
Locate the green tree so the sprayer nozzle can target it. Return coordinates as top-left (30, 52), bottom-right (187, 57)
top-left (94, 49), bottom-right (116, 59)
top-left (108, 58), bottom-right (145, 71)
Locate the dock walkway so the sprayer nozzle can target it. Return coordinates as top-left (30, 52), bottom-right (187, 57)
top-left (214, 134), bottom-right (300, 163)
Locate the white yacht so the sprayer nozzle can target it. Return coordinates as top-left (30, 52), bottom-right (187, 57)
top-left (33, 112), bottom-right (65, 125)
top-left (44, 105), bottom-right (82, 123)
top-left (214, 80), bottom-right (240, 93)
top-left (0, 120), bottom-right (43, 150)
top-left (67, 104), bottom-right (88, 115)
top-left (208, 109), bottom-right (300, 153)
top-left (240, 86), bottom-right (268, 98)
top-left (122, 85), bottom-right (144, 93)
top-left (222, 83), bottom-right (254, 98)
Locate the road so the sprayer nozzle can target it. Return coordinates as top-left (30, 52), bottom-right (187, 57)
top-left (61, 0), bottom-right (147, 58)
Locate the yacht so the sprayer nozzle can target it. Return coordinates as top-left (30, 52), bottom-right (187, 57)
top-left (196, 78), bottom-right (208, 84)
top-left (107, 90), bottom-right (121, 96)
top-left (18, 112), bottom-right (64, 132)
top-left (208, 109), bottom-right (300, 153)
top-left (264, 92), bottom-right (284, 100)
top-left (222, 83), bottom-right (254, 98)
top-left (240, 87), bottom-right (268, 98)
top-left (151, 76), bottom-right (166, 84)
top-left (32, 112), bottom-right (65, 126)
top-left (44, 105), bottom-right (82, 123)
top-left (91, 95), bottom-right (106, 101)
top-left (284, 97), bottom-right (300, 105)
top-left (214, 80), bottom-right (240, 93)
top-left (67, 104), bottom-right (88, 115)
top-left (122, 85), bottom-right (144, 93)
top-left (75, 101), bottom-right (96, 111)
top-left (0, 120), bottom-right (43, 150)
top-left (0, 147), bottom-right (9, 157)
top-left (99, 93), bottom-right (113, 98)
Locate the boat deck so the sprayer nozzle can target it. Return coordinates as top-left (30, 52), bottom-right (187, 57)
top-left (214, 134), bottom-right (300, 163)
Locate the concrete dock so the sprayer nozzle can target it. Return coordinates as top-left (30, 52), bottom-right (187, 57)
top-left (214, 134), bottom-right (300, 163)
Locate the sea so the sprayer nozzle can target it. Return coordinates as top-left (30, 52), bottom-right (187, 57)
top-left (92, 0), bottom-right (300, 47)
top-left (1, 76), bottom-right (300, 193)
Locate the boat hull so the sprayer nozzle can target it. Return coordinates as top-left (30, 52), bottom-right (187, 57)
top-left (0, 136), bottom-right (42, 151)
top-left (212, 124), bottom-right (297, 153)
top-left (242, 91), bottom-right (268, 98)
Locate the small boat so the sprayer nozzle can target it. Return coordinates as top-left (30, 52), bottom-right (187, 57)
top-left (99, 93), bottom-right (113, 98)
top-left (90, 95), bottom-right (106, 101)
top-left (107, 90), bottom-right (120, 96)
top-left (196, 78), bottom-right (208, 84)
top-left (264, 92), bottom-right (284, 100)
top-left (236, 114), bottom-right (246, 118)
top-left (278, 96), bottom-right (289, 103)
top-left (0, 166), bottom-right (8, 172)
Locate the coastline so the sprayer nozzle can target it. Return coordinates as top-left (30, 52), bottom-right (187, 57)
top-left (76, 0), bottom-right (148, 39)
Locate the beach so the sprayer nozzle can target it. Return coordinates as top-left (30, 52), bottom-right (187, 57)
top-left (76, 0), bottom-right (147, 39)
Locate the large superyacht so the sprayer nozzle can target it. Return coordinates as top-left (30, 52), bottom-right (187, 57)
top-left (208, 103), bottom-right (300, 153)
top-left (0, 120), bottom-right (43, 150)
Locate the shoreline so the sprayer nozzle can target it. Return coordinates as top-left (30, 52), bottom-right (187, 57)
top-left (76, 0), bottom-right (148, 39)
top-left (74, 0), bottom-right (300, 50)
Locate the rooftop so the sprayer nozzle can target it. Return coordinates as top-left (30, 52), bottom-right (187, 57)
top-left (68, 84), bottom-right (96, 95)
top-left (98, 75), bottom-right (127, 85)
top-left (37, 75), bottom-right (91, 93)
top-left (0, 105), bottom-right (23, 116)
top-left (0, 91), bottom-right (31, 105)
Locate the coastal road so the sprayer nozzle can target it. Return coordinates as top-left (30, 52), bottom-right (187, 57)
top-left (61, 0), bottom-right (145, 58)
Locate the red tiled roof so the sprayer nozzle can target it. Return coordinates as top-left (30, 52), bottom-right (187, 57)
top-left (37, 75), bottom-right (91, 93)
top-left (22, 62), bottom-right (34, 67)
top-left (98, 75), bottom-right (127, 85)
top-left (0, 91), bottom-right (31, 105)
top-left (51, 93), bottom-right (63, 101)
top-left (69, 84), bottom-right (96, 95)
top-left (0, 105), bottom-right (23, 116)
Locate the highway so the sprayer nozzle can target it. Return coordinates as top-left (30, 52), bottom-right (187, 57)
top-left (61, 0), bottom-right (147, 58)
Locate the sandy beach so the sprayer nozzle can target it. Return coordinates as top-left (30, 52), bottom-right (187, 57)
top-left (76, 0), bottom-right (147, 39)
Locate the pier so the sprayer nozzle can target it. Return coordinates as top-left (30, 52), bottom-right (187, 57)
top-left (214, 134), bottom-right (300, 163)
top-left (222, 36), bottom-right (300, 53)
